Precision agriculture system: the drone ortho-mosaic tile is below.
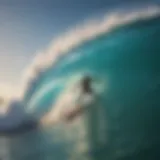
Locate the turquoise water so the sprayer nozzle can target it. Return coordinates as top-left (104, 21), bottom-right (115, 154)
top-left (1, 14), bottom-right (160, 160)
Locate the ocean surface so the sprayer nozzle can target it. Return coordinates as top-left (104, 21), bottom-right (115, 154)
top-left (1, 7), bottom-right (160, 160)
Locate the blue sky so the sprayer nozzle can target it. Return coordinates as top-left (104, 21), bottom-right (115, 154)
top-left (0, 0), bottom-right (159, 98)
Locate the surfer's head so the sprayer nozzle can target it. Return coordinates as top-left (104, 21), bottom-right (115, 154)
top-left (81, 76), bottom-right (92, 93)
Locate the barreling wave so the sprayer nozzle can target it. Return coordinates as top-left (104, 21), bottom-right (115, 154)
top-left (2, 4), bottom-right (160, 160)
top-left (17, 5), bottom-right (160, 128)
top-left (21, 5), bottom-right (160, 101)
top-left (2, 4), bottom-right (160, 128)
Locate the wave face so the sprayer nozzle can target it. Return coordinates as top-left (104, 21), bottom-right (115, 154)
top-left (8, 9), bottom-right (160, 160)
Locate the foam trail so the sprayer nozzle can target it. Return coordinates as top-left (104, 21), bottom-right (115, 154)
top-left (27, 79), bottom-right (64, 112)
top-left (20, 5), bottom-right (160, 100)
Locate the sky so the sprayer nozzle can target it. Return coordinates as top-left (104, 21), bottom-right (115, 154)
top-left (0, 0), bottom-right (159, 99)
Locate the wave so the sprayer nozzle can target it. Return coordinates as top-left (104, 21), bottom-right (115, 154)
top-left (1, 5), bottom-right (160, 131)
top-left (21, 5), bottom-right (160, 100)
top-left (17, 5), bottom-right (160, 126)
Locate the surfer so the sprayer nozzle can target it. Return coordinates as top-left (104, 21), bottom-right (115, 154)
top-left (64, 76), bottom-right (95, 122)
top-left (40, 75), bottom-right (95, 126)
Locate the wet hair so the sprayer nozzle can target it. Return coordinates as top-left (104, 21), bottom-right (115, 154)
top-left (81, 76), bottom-right (92, 93)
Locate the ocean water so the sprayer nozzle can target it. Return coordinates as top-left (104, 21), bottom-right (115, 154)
top-left (1, 8), bottom-right (160, 160)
